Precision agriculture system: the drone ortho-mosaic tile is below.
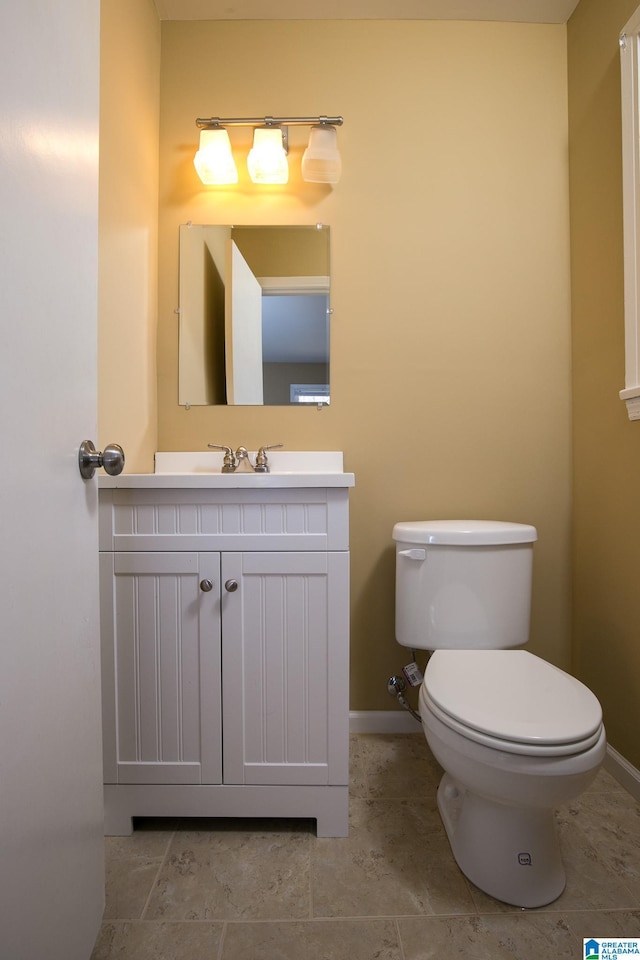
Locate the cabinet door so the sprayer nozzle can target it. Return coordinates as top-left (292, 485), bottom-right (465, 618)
top-left (100, 552), bottom-right (221, 785)
top-left (221, 551), bottom-right (349, 786)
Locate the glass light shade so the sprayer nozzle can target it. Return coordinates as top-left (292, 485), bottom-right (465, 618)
top-left (247, 127), bottom-right (289, 184)
top-left (301, 124), bottom-right (342, 184)
top-left (193, 128), bottom-right (238, 185)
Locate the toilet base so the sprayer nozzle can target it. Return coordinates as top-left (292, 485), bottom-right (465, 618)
top-left (437, 773), bottom-right (566, 908)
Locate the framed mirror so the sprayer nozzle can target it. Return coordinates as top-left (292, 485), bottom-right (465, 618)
top-left (178, 224), bottom-right (330, 406)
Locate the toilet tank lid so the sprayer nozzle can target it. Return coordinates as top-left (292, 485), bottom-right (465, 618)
top-left (392, 520), bottom-right (538, 545)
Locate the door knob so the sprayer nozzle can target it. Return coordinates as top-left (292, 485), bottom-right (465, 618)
top-left (200, 579), bottom-right (214, 592)
top-left (78, 440), bottom-right (125, 479)
top-left (224, 579), bottom-right (239, 592)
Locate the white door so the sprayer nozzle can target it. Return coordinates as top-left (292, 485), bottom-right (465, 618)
top-left (225, 239), bottom-right (264, 404)
top-left (0, 3), bottom-right (105, 958)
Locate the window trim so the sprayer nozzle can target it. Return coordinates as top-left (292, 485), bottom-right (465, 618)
top-left (620, 9), bottom-right (640, 419)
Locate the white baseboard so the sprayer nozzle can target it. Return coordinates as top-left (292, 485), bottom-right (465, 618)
top-left (604, 744), bottom-right (640, 801)
top-left (349, 710), bottom-right (421, 734)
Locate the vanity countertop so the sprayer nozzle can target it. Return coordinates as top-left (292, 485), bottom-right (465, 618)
top-left (98, 450), bottom-right (356, 489)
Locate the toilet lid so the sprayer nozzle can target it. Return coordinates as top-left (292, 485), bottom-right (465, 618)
top-left (425, 650), bottom-right (602, 746)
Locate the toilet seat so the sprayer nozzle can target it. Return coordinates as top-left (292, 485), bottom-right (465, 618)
top-left (422, 649), bottom-right (603, 758)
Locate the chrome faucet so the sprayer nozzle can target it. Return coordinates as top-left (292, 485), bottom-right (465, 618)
top-left (233, 446), bottom-right (255, 472)
top-left (207, 443), bottom-right (283, 473)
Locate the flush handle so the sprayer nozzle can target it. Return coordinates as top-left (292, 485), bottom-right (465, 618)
top-left (397, 548), bottom-right (426, 561)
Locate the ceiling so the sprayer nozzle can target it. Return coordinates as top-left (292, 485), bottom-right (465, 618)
top-left (154, 0), bottom-right (580, 24)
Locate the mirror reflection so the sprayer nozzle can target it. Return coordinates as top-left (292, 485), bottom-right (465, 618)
top-left (178, 224), bottom-right (330, 406)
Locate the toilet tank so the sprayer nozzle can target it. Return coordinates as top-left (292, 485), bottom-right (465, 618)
top-left (393, 520), bottom-right (537, 650)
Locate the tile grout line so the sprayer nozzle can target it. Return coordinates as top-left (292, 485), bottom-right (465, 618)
top-left (139, 825), bottom-right (177, 921)
top-left (394, 917), bottom-right (408, 960)
top-left (216, 921), bottom-right (228, 960)
top-left (96, 906), bottom-right (640, 927)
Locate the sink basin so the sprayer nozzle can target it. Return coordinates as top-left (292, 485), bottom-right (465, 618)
top-left (98, 451), bottom-right (355, 489)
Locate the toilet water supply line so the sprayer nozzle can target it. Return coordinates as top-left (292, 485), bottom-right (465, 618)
top-left (387, 651), bottom-right (424, 723)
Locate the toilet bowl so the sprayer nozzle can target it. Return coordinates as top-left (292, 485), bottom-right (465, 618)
top-left (393, 520), bottom-right (606, 908)
top-left (420, 649), bottom-right (605, 907)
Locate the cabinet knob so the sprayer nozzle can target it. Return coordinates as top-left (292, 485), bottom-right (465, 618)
top-left (224, 579), bottom-right (239, 593)
top-left (200, 579), bottom-right (214, 592)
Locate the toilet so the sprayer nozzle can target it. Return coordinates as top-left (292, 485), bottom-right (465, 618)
top-left (393, 520), bottom-right (606, 909)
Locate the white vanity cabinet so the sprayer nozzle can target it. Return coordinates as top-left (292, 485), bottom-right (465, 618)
top-left (98, 462), bottom-right (353, 838)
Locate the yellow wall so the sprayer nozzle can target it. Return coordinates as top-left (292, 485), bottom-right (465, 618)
top-left (568, 0), bottom-right (640, 767)
top-left (154, 20), bottom-right (573, 710)
top-left (98, 0), bottom-right (160, 471)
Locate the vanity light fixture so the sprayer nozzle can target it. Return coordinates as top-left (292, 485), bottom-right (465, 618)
top-left (247, 127), bottom-right (289, 184)
top-left (193, 126), bottom-right (238, 185)
top-left (301, 124), bottom-right (342, 184)
top-left (194, 115), bottom-right (344, 186)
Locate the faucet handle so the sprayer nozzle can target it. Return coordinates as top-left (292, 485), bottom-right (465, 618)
top-left (254, 443), bottom-right (283, 473)
top-left (208, 443), bottom-right (236, 473)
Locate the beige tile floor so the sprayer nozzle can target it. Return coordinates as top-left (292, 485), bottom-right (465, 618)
top-left (91, 733), bottom-right (640, 959)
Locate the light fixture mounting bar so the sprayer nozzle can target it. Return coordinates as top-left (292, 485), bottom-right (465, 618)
top-left (196, 115), bottom-right (343, 129)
